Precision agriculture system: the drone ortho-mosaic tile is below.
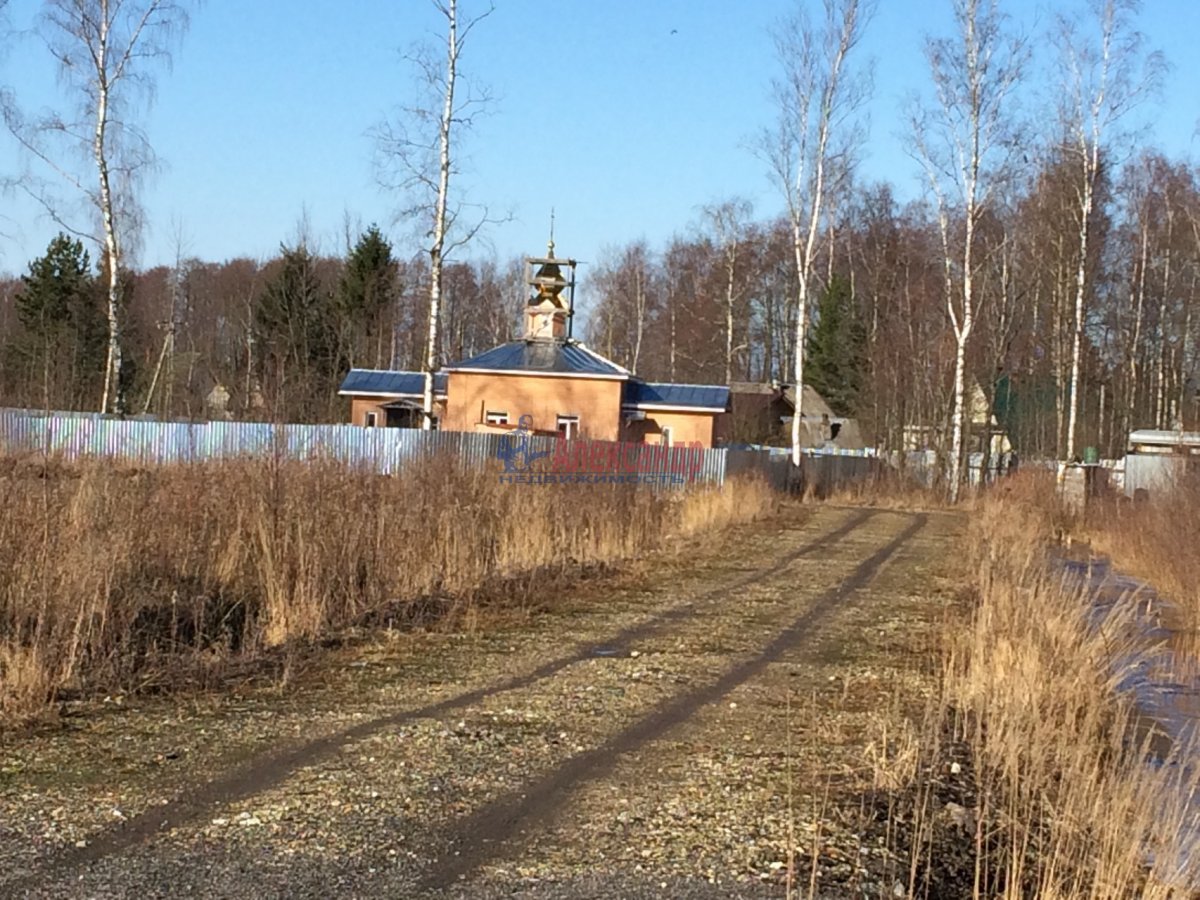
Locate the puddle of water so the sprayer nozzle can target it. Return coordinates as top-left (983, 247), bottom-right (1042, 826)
top-left (591, 647), bottom-right (622, 658)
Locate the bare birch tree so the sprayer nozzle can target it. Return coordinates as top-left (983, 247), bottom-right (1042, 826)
top-left (910, 0), bottom-right (1024, 502)
top-left (702, 198), bottom-right (753, 385)
top-left (585, 241), bottom-right (656, 373)
top-left (2, 0), bottom-right (191, 414)
top-left (1056, 0), bottom-right (1162, 459)
top-left (763, 0), bottom-right (873, 467)
top-left (375, 0), bottom-right (497, 430)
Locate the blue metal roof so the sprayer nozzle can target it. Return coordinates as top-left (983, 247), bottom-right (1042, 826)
top-left (446, 341), bottom-right (628, 378)
top-left (339, 369), bottom-right (447, 396)
top-left (341, 365), bottom-right (727, 415)
top-left (624, 381), bottom-right (729, 411)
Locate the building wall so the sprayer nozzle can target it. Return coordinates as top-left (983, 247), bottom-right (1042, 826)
top-left (716, 393), bottom-right (787, 445)
top-left (350, 381), bottom-right (720, 446)
top-left (443, 371), bottom-right (625, 441)
top-left (350, 396), bottom-right (387, 427)
top-left (622, 410), bottom-right (718, 448)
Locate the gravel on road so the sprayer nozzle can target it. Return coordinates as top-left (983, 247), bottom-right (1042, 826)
top-left (0, 504), bottom-right (962, 899)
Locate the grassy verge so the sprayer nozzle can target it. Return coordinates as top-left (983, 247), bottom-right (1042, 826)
top-left (0, 453), bottom-right (775, 723)
top-left (886, 472), bottom-right (1199, 897)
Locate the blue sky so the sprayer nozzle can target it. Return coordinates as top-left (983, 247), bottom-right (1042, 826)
top-left (0, 0), bottom-right (1197, 277)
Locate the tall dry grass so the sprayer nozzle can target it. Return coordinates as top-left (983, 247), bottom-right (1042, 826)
top-left (899, 471), bottom-right (1200, 896)
top-left (0, 454), bottom-right (774, 722)
top-left (1080, 473), bottom-right (1200, 622)
top-left (822, 468), bottom-right (952, 511)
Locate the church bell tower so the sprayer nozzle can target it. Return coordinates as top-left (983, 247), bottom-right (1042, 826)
top-left (524, 237), bottom-right (577, 342)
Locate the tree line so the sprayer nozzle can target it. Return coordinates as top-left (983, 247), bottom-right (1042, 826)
top-left (0, 0), bottom-right (1191, 484)
top-left (0, 226), bottom-right (521, 422)
top-left (584, 142), bottom-right (1200, 463)
top-left (587, 0), bottom-right (1189, 480)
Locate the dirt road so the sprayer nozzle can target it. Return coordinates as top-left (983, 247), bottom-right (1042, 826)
top-left (0, 505), bottom-right (960, 898)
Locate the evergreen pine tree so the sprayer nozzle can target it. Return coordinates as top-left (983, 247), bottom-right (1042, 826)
top-left (338, 225), bottom-right (397, 369)
top-left (254, 244), bottom-right (337, 411)
top-left (806, 274), bottom-right (866, 417)
top-left (15, 233), bottom-right (106, 406)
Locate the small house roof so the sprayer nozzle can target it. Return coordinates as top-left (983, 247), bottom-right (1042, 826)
top-left (444, 340), bottom-right (630, 379)
top-left (729, 381), bottom-right (867, 449)
top-left (338, 369), bottom-right (448, 397)
top-left (623, 381), bottom-right (729, 412)
top-left (1128, 429), bottom-right (1200, 452)
top-left (780, 384), bottom-right (836, 419)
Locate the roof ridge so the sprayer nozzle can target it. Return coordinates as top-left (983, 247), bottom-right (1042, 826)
top-left (346, 366), bottom-right (426, 375)
top-left (570, 340), bottom-right (631, 375)
top-left (636, 379), bottom-right (730, 390)
top-left (444, 340), bottom-right (628, 378)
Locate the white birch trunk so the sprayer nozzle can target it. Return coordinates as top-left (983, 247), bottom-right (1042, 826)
top-left (1098, 380), bottom-right (1106, 451)
top-left (790, 46), bottom-right (839, 469)
top-left (1065, 182), bottom-right (1091, 461)
top-left (423, 0), bottom-right (458, 431)
top-left (948, 272), bottom-right (973, 501)
top-left (632, 265), bottom-right (645, 373)
top-left (1180, 298), bottom-right (1193, 428)
top-left (1155, 205), bottom-right (1175, 427)
top-left (94, 1), bottom-right (123, 415)
top-left (936, 1), bottom-right (990, 504)
top-left (1052, 250), bottom-right (1065, 453)
top-left (1062, 0), bottom-right (1145, 457)
top-left (669, 297), bottom-right (676, 382)
top-left (724, 257), bottom-right (735, 386)
top-left (769, 0), bottom-right (864, 470)
top-left (1127, 224), bottom-right (1148, 435)
top-left (790, 224), bottom-right (811, 467)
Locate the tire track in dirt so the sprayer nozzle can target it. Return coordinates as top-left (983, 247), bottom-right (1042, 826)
top-left (415, 512), bottom-right (927, 895)
top-left (14, 507), bottom-right (877, 888)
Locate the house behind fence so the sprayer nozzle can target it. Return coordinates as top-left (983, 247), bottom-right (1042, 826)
top-left (0, 408), bottom-right (892, 494)
top-left (0, 408), bottom-right (729, 486)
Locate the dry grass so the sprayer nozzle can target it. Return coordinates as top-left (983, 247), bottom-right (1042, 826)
top-left (0, 454), bottom-right (775, 722)
top-left (893, 472), bottom-right (1200, 896)
top-left (672, 473), bottom-right (778, 537)
top-left (823, 469), bottom-right (954, 511)
top-left (1080, 473), bottom-right (1200, 624)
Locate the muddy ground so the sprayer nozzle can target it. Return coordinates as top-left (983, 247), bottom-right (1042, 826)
top-left (0, 505), bottom-right (963, 899)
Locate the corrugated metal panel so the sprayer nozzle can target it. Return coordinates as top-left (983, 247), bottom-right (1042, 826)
top-left (559, 343), bottom-right (628, 377)
top-left (809, 454), bottom-right (878, 493)
top-left (724, 447), bottom-right (884, 495)
top-left (898, 448), bottom-right (1017, 488)
top-left (1125, 454), bottom-right (1194, 497)
top-left (726, 450), bottom-right (791, 491)
top-left (0, 409), bottom-right (42, 454)
top-left (624, 381), bottom-right (729, 410)
top-left (447, 341), bottom-right (628, 377)
top-left (339, 369), bottom-right (448, 396)
top-left (0, 408), bottom-right (728, 489)
top-left (0, 409), bottom-right (894, 496)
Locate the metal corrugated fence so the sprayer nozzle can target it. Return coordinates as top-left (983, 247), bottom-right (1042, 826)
top-left (725, 446), bottom-right (888, 495)
top-left (1125, 454), bottom-right (1196, 498)
top-left (0, 408), bottom-right (729, 488)
top-left (0, 408), bottom-right (898, 494)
